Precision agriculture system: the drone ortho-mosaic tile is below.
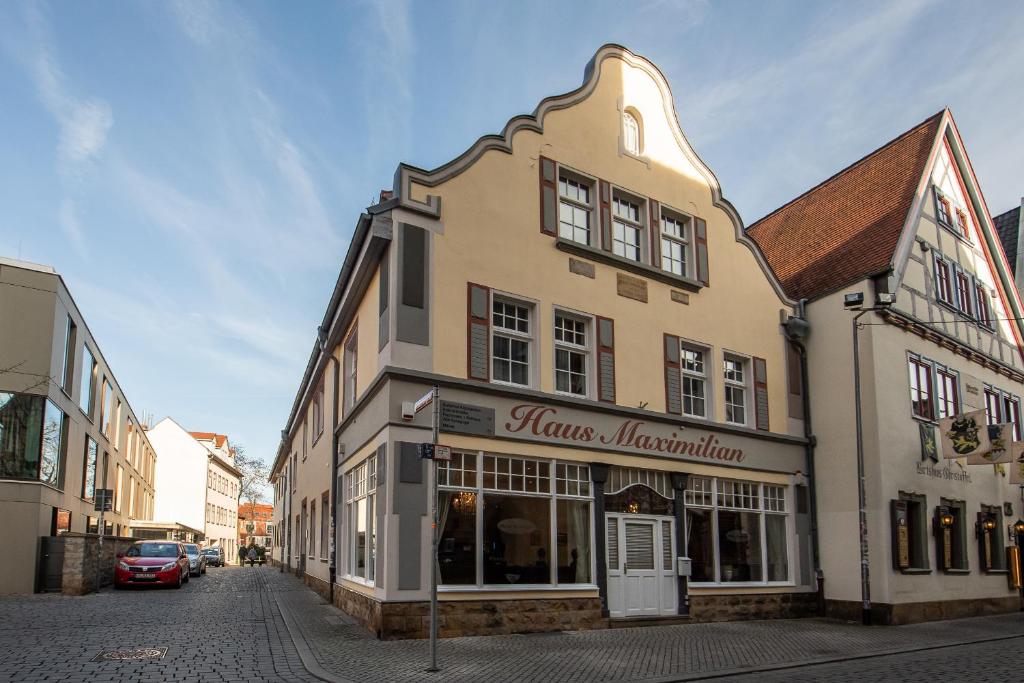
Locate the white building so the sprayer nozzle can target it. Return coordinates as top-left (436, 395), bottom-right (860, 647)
top-left (146, 418), bottom-right (242, 563)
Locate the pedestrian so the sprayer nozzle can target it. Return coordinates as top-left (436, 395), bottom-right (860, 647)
top-left (247, 545), bottom-right (258, 567)
top-left (238, 544), bottom-right (247, 566)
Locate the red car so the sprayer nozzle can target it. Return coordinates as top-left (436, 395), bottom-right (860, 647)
top-left (115, 541), bottom-right (191, 589)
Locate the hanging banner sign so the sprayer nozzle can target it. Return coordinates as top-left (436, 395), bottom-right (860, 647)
top-left (919, 422), bottom-right (938, 463)
top-left (966, 424), bottom-right (1015, 465)
top-left (940, 410), bottom-right (991, 459)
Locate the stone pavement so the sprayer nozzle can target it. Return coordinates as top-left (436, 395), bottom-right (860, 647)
top-left (0, 565), bottom-right (318, 683)
top-left (266, 568), bottom-right (1024, 683)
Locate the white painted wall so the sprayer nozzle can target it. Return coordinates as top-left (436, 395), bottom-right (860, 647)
top-left (148, 417), bottom-right (210, 533)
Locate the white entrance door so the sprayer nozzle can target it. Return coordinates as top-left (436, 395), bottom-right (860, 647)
top-left (606, 514), bottom-right (677, 618)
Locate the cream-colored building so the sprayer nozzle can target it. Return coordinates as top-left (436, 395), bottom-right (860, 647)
top-left (146, 419), bottom-right (241, 562)
top-left (270, 45), bottom-right (818, 638)
top-left (750, 110), bottom-right (1024, 624)
top-left (0, 257), bottom-right (156, 593)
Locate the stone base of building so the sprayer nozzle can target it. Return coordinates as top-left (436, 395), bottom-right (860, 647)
top-left (330, 583), bottom-right (605, 639)
top-left (825, 595), bottom-right (1022, 625)
top-left (690, 591), bottom-right (819, 622)
top-left (302, 572), bottom-right (331, 603)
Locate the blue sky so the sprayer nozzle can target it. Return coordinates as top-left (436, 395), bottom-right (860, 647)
top-left (1, 1), bottom-right (1022, 473)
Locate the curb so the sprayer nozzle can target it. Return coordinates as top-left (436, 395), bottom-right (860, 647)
top-left (260, 571), bottom-right (356, 683)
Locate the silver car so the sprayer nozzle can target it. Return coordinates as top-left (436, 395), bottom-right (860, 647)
top-left (183, 543), bottom-right (207, 577)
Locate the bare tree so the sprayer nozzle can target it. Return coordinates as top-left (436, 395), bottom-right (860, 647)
top-left (233, 444), bottom-right (270, 510)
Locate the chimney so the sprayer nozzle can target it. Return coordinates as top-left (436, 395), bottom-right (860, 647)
top-left (379, 189), bottom-right (394, 203)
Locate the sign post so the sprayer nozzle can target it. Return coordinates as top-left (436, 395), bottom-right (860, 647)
top-left (94, 489), bottom-right (112, 592)
top-left (409, 387), bottom-right (441, 672)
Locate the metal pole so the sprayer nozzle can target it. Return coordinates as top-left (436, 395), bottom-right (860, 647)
top-left (852, 309), bottom-right (872, 625)
top-left (428, 385), bottom-right (440, 672)
top-left (96, 499), bottom-right (105, 593)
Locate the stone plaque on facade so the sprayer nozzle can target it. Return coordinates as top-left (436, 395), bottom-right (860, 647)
top-left (569, 258), bottom-right (595, 279)
top-left (440, 401), bottom-right (495, 436)
top-left (670, 290), bottom-right (689, 305)
top-left (617, 273), bottom-right (648, 302)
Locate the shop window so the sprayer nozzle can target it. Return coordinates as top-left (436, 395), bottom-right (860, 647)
top-left (891, 493), bottom-right (929, 572)
top-left (437, 453), bottom-right (592, 588)
top-left (0, 392), bottom-right (67, 487)
top-left (684, 476), bottom-right (790, 585)
top-left (977, 504), bottom-right (1006, 572)
top-left (344, 455), bottom-right (376, 583)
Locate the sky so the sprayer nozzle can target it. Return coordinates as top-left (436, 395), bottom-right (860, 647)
top-left (1, 0), bottom-right (1022, 474)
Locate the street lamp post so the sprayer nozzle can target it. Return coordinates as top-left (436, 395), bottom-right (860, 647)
top-left (845, 290), bottom-right (895, 626)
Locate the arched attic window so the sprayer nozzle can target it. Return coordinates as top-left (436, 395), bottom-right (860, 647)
top-left (623, 110), bottom-right (641, 155)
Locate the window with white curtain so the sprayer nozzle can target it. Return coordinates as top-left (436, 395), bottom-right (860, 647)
top-left (623, 111), bottom-right (641, 155)
top-left (344, 454), bottom-right (376, 583)
top-left (685, 476), bottom-right (790, 585)
top-left (437, 452), bottom-right (593, 588)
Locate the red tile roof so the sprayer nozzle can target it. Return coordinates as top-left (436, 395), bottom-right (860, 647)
top-left (189, 431), bottom-right (229, 449)
top-left (748, 111), bottom-right (944, 301)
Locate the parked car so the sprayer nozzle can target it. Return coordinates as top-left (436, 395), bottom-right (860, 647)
top-left (115, 541), bottom-right (190, 589)
top-left (183, 543), bottom-right (206, 576)
top-left (201, 547), bottom-right (224, 567)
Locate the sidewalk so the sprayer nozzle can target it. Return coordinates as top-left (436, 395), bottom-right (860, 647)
top-left (262, 570), bottom-right (1024, 683)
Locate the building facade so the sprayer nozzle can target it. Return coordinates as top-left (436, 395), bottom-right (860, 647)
top-left (146, 419), bottom-right (241, 562)
top-left (0, 257), bottom-right (156, 594)
top-left (239, 502), bottom-right (273, 549)
top-left (750, 110), bottom-right (1024, 624)
top-left (270, 45), bottom-right (818, 639)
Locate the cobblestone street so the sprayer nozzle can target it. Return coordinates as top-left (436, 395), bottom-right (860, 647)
top-left (2, 566), bottom-right (1023, 682)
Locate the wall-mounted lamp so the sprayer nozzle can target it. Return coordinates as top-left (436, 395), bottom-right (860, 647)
top-left (938, 511), bottom-right (955, 529)
top-left (1012, 519), bottom-right (1024, 536)
top-left (982, 517), bottom-right (998, 532)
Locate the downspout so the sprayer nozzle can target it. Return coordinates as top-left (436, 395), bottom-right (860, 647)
top-left (784, 300), bottom-right (822, 613)
top-left (326, 327), bottom-right (340, 607)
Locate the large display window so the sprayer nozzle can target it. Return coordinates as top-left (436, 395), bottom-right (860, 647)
top-left (684, 476), bottom-right (791, 585)
top-left (438, 452), bottom-right (593, 588)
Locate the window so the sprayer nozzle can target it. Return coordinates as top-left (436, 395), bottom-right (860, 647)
top-left (114, 464), bottom-right (124, 513)
top-left (935, 367), bottom-right (960, 420)
top-left (935, 191), bottom-right (952, 226)
top-left (320, 491), bottom-right (329, 560)
top-left (100, 379), bottom-right (112, 439)
top-left (553, 312), bottom-right (588, 396)
top-left (82, 436), bottom-right (98, 500)
top-left (955, 208), bottom-right (969, 238)
top-left (302, 419), bottom-right (307, 460)
top-left (437, 453), bottom-right (592, 587)
top-left (492, 298), bottom-right (532, 386)
top-left (61, 316), bottom-right (77, 392)
top-left (1004, 396), bottom-right (1022, 441)
top-left (984, 387), bottom-right (1002, 425)
top-left (936, 499), bottom-right (968, 572)
top-left (976, 284), bottom-right (993, 328)
top-left (934, 257), bottom-right (953, 306)
top-left (681, 345), bottom-right (708, 418)
top-left (79, 346), bottom-right (96, 417)
top-left (955, 271), bottom-right (973, 317)
top-left (558, 174), bottom-right (593, 246)
top-left (684, 476), bottom-right (789, 584)
top-left (660, 213), bottom-right (690, 277)
top-left (41, 400), bottom-right (66, 488)
top-left (344, 330), bottom-right (358, 412)
top-left (0, 392), bottom-right (67, 486)
top-left (622, 110), bottom-right (641, 155)
top-left (978, 504), bottom-right (1005, 571)
top-left (897, 492), bottom-right (929, 571)
top-left (908, 355), bottom-right (934, 420)
top-left (313, 379), bottom-right (325, 441)
top-left (309, 501), bottom-right (316, 559)
top-left (345, 455), bottom-right (376, 582)
top-left (723, 356), bottom-right (748, 426)
top-left (612, 195), bottom-right (643, 262)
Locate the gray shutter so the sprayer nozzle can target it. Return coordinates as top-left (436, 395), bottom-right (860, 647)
top-left (754, 356), bottom-right (769, 431)
top-left (649, 200), bottom-right (661, 267)
top-left (664, 334), bottom-right (682, 415)
top-left (374, 444), bottom-right (386, 586)
top-left (539, 156), bottom-right (557, 236)
top-left (467, 283), bottom-right (490, 381)
top-left (597, 316), bottom-right (616, 403)
top-left (378, 250), bottom-right (390, 350)
top-left (599, 180), bottom-right (612, 251)
top-left (694, 217), bottom-right (709, 285)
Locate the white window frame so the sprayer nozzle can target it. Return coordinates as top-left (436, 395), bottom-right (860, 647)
top-left (723, 353), bottom-right (750, 427)
top-left (437, 451), bottom-right (597, 591)
top-left (659, 207), bottom-right (692, 278)
top-left (611, 189), bottom-right (646, 263)
top-left (343, 454), bottom-right (376, 586)
top-left (557, 168), bottom-right (595, 247)
top-left (680, 340), bottom-right (711, 419)
top-left (490, 293), bottom-right (536, 389)
top-left (622, 110), bottom-right (641, 156)
top-left (685, 475), bottom-right (794, 587)
top-left (552, 308), bottom-right (593, 399)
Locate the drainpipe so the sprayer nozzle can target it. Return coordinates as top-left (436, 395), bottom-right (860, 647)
top-left (329, 344), bottom-right (340, 607)
top-left (784, 300), bottom-right (822, 613)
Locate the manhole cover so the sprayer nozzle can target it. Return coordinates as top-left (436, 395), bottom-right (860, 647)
top-left (92, 647), bottom-right (168, 662)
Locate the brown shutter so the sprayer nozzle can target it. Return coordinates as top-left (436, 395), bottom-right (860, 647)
top-left (467, 283), bottom-right (490, 381)
top-left (753, 356), bottom-right (769, 431)
top-left (539, 156), bottom-right (557, 236)
top-left (599, 180), bottom-right (612, 251)
top-left (649, 200), bottom-right (661, 267)
top-left (694, 217), bottom-right (709, 285)
top-left (664, 334), bottom-right (681, 415)
top-left (596, 317), bottom-right (615, 403)
top-left (786, 343), bottom-right (803, 420)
